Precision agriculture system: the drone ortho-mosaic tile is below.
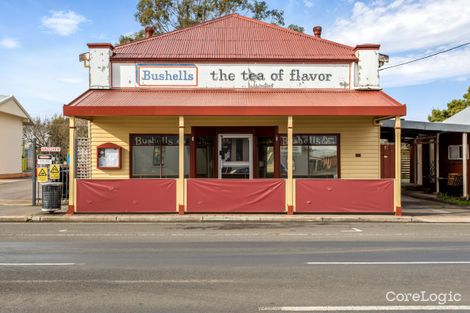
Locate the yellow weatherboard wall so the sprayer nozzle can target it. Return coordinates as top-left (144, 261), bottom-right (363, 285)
top-left (90, 116), bottom-right (380, 179)
top-left (90, 116), bottom-right (179, 179)
top-left (294, 116), bottom-right (380, 179)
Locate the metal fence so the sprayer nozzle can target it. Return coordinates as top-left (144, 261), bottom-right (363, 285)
top-left (32, 137), bottom-right (89, 206)
top-left (35, 168), bottom-right (70, 204)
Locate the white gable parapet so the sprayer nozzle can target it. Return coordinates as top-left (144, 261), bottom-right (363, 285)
top-left (87, 43), bottom-right (113, 89)
top-left (354, 44), bottom-right (381, 90)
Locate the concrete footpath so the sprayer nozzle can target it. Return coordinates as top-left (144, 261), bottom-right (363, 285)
top-left (0, 207), bottom-right (469, 223)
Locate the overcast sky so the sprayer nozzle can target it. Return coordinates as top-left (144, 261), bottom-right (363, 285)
top-left (0, 0), bottom-right (469, 121)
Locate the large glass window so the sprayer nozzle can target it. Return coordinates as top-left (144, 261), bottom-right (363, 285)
top-left (131, 135), bottom-right (189, 178)
top-left (280, 135), bottom-right (338, 178)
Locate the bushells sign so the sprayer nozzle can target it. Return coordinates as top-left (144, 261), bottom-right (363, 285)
top-left (137, 64), bottom-right (198, 87)
top-left (134, 64), bottom-right (350, 88)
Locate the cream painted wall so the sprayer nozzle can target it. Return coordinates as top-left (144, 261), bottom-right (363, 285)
top-left (0, 112), bottom-right (23, 174)
top-left (89, 116), bottom-right (380, 179)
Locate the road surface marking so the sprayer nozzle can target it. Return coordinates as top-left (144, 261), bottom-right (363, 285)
top-left (305, 261), bottom-right (470, 265)
top-left (341, 228), bottom-right (362, 233)
top-left (0, 279), bottom-right (235, 284)
top-left (432, 209), bottom-right (450, 213)
top-left (59, 229), bottom-right (67, 232)
top-left (0, 263), bottom-right (76, 266)
top-left (259, 305), bottom-right (470, 311)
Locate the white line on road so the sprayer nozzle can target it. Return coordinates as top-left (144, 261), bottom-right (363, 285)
top-left (305, 261), bottom-right (470, 265)
top-left (0, 263), bottom-right (76, 266)
top-left (341, 228), bottom-right (362, 233)
top-left (0, 279), bottom-right (235, 284)
top-left (432, 209), bottom-right (450, 213)
top-left (259, 305), bottom-right (470, 311)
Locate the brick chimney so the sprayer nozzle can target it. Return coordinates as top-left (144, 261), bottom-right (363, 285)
top-left (313, 26), bottom-right (322, 38)
top-left (145, 26), bottom-right (155, 38)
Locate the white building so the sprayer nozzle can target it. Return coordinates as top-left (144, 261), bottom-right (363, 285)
top-left (0, 95), bottom-right (32, 176)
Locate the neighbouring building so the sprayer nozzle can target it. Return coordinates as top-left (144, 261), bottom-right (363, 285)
top-left (64, 14), bottom-right (406, 214)
top-left (381, 113), bottom-right (470, 198)
top-left (0, 95), bottom-right (32, 177)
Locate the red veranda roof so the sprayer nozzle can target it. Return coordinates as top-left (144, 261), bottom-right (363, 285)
top-left (64, 88), bottom-right (406, 117)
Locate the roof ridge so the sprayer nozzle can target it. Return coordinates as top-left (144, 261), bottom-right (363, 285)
top-left (233, 14), bottom-right (355, 51)
top-left (114, 13), bottom-right (355, 52)
top-left (114, 13), bottom-right (238, 50)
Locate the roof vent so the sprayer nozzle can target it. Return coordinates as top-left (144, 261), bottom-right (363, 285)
top-left (145, 26), bottom-right (155, 38)
top-left (313, 26), bottom-right (322, 38)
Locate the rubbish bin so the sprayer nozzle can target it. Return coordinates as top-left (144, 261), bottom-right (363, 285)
top-left (42, 182), bottom-right (63, 212)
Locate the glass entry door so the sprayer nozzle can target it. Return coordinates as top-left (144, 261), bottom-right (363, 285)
top-left (218, 134), bottom-right (253, 179)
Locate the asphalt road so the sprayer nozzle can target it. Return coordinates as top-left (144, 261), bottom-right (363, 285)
top-left (0, 178), bottom-right (32, 204)
top-left (0, 222), bottom-right (470, 313)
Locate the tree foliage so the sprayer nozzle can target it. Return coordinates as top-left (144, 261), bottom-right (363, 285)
top-left (287, 24), bottom-right (304, 33)
top-left (428, 86), bottom-right (470, 122)
top-left (23, 115), bottom-right (88, 161)
top-left (118, 0), bottom-right (302, 44)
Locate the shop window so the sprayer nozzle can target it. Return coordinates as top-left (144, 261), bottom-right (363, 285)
top-left (258, 136), bottom-right (275, 178)
top-left (196, 136), bottom-right (215, 178)
top-left (131, 135), bottom-right (189, 178)
top-left (280, 135), bottom-right (338, 178)
top-left (448, 145), bottom-right (469, 160)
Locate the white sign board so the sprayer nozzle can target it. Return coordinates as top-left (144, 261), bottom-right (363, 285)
top-left (37, 154), bottom-right (53, 165)
top-left (114, 63), bottom-right (351, 89)
top-left (37, 159), bottom-right (53, 165)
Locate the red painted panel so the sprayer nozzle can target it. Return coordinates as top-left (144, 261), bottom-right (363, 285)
top-left (187, 179), bottom-right (285, 213)
top-left (380, 144), bottom-right (395, 179)
top-left (296, 179), bottom-right (394, 213)
top-left (77, 179), bottom-right (176, 213)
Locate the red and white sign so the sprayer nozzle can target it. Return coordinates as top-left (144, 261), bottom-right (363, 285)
top-left (41, 147), bottom-right (61, 153)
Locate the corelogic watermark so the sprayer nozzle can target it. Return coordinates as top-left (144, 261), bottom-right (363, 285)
top-left (386, 291), bottom-right (462, 305)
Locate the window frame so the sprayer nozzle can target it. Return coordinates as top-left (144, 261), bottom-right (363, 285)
top-left (448, 144), bottom-right (469, 161)
top-left (279, 133), bottom-right (340, 178)
top-left (129, 134), bottom-right (190, 179)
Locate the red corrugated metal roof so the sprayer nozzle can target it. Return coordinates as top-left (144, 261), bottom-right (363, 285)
top-left (64, 88), bottom-right (406, 117)
top-left (112, 14), bottom-right (357, 61)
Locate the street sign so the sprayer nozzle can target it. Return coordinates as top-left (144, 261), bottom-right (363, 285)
top-left (49, 164), bottom-right (61, 180)
top-left (41, 147), bottom-right (61, 153)
top-left (37, 168), bottom-right (48, 183)
top-left (37, 154), bottom-right (53, 165)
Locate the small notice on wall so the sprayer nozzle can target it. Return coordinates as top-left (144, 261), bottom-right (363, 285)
top-left (98, 147), bottom-right (120, 168)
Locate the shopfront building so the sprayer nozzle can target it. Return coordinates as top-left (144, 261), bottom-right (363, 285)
top-left (64, 14), bottom-right (406, 214)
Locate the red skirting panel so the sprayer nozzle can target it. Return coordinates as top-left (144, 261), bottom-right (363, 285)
top-left (187, 179), bottom-right (285, 213)
top-left (296, 179), bottom-right (394, 213)
top-left (76, 179), bottom-right (176, 213)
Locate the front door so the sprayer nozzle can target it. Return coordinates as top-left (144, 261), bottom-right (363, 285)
top-left (218, 134), bottom-right (253, 179)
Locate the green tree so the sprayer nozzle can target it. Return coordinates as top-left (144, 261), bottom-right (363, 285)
top-left (428, 86), bottom-right (470, 122)
top-left (287, 24), bottom-right (304, 33)
top-left (119, 0), bottom-right (302, 44)
top-left (24, 115), bottom-right (88, 162)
